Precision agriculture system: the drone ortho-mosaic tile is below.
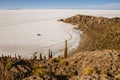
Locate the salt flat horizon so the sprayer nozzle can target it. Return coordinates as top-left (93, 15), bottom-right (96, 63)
top-left (0, 9), bottom-right (120, 58)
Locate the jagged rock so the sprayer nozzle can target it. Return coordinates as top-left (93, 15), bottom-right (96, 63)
top-left (0, 59), bottom-right (32, 80)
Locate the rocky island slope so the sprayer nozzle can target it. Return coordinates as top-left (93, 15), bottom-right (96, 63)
top-left (60, 14), bottom-right (120, 51)
top-left (0, 50), bottom-right (120, 80)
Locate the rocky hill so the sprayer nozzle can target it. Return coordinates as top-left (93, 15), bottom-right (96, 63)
top-left (59, 14), bottom-right (120, 51)
top-left (0, 50), bottom-right (120, 80)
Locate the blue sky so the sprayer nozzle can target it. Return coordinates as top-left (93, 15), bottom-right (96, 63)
top-left (0, 0), bottom-right (120, 10)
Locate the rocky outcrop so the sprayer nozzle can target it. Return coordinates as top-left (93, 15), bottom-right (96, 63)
top-left (0, 57), bottom-right (32, 80)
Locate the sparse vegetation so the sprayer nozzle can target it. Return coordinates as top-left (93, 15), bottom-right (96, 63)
top-left (5, 62), bottom-right (13, 71)
top-left (115, 74), bottom-right (120, 80)
top-left (32, 64), bottom-right (47, 76)
top-left (48, 58), bottom-right (59, 63)
top-left (83, 67), bottom-right (93, 75)
top-left (59, 60), bottom-right (69, 66)
top-left (100, 70), bottom-right (107, 76)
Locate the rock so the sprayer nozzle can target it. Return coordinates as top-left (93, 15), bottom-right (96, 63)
top-left (58, 19), bottom-right (64, 21)
top-left (37, 34), bottom-right (42, 36)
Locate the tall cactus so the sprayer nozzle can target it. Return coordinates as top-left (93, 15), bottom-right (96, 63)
top-left (64, 40), bottom-right (67, 58)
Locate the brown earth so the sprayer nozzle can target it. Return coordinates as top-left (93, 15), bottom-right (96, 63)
top-left (68, 50), bottom-right (120, 80)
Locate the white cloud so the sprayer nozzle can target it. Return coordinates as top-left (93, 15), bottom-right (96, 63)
top-left (87, 3), bottom-right (120, 10)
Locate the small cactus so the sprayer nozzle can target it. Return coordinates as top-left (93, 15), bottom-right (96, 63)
top-left (15, 54), bottom-right (17, 59)
top-left (48, 49), bottom-right (51, 59)
top-left (1, 54), bottom-right (4, 59)
top-left (33, 52), bottom-right (37, 60)
top-left (39, 53), bottom-right (42, 60)
top-left (43, 56), bottom-right (46, 60)
top-left (8, 55), bottom-right (11, 58)
top-left (18, 55), bottom-right (22, 60)
top-left (58, 55), bottom-right (63, 59)
top-left (64, 40), bottom-right (67, 58)
top-left (50, 51), bottom-right (52, 58)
